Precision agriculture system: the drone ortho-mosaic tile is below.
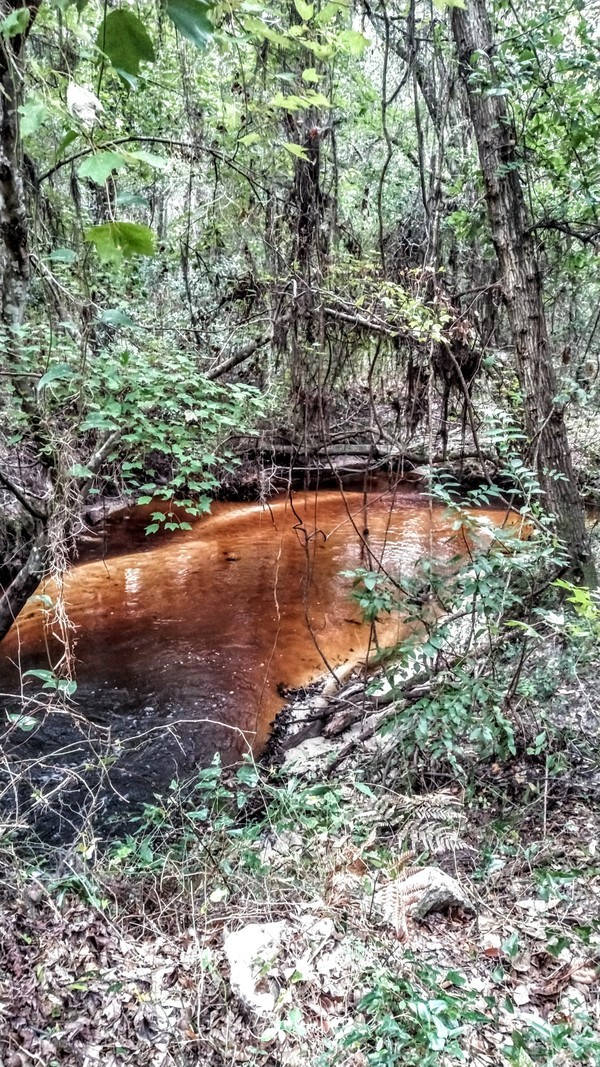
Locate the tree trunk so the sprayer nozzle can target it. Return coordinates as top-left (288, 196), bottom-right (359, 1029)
top-left (0, 2), bottom-right (47, 643)
top-left (0, 2), bottom-right (40, 329)
top-left (0, 528), bottom-right (48, 640)
top-left (451, 0), bottom-right (595, 585)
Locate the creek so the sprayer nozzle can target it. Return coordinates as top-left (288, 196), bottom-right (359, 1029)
top-left (0, 489), bottom-right (507, 813)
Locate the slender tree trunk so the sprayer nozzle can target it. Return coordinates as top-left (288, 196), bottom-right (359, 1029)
top-left (0, 2), bottom-right (49, 642)
top-left (0, 2), bottom-right (40, 328)
top-left (451, 0), bottom-right (595, 585)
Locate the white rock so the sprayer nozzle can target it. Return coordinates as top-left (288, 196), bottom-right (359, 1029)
top-left (223, 921), bottom-right (287, 1015)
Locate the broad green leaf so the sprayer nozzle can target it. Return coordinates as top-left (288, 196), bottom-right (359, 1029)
top-left (282, 142), bottom-right (310, 160)
top-left (68, 462), bottom-right (94, 478)
top-left (48, 247), bottom-right (77, 264)
top-left (303, 90), bottom-right (331, 107)
top-left (239, 132), bottom-right (261, 146)
top-left (166, 0), bottom-right (214, 48)
top-left (6, 713), bottom-right (38, 732)
top-left (315, 0), bottom-right (348, 24)
top-left (271, 91), bottom-right (330, 110)
top-left (78, 151), bottom-right (127, 185)
top-left (80, 411), bottom-right (119, 431)
top-left (1, 7), bottom-right (30, 38)
top-left (38, 363), bottom-right (74, 390)
top-left (99, 308), bottom-right (137, 327)
top-left (123, 149), bottom-right (167, 170)
top-left (96, 9), bottom-right (155, 79)
top-left (433, 0), bottom-right (465, 8)
top-left (293, 0), bottom-right (314, 20)
top-left (301, 67), bottom-right (319, 83)
top-left (116, 190), bottom-right (149, 208)
top-left (23, 669), bottom-right (56, 682)
top-left (19, 99), bottom-right (49, 137)
top-left (85, 222), bottom-right (156, 264)
top-left (337, 28), bottom-right (370, 55)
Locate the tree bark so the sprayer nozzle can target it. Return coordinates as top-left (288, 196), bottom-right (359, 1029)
top-left (0, 3), bottom-right (49, 643)
top-left (0, 528), bottom-right (48, 640)
top-left (0, 2), bottom-right (40, 329)
top-left (451, 0), bottom-right (595, 584)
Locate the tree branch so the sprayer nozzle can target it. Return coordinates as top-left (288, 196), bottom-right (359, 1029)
top-left (0, 467), bottom-right (45, 520)
top-left (205, 328), bottom-right (273, 381)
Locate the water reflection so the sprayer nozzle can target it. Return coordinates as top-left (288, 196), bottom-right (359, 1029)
top-left (0, 490), bottom-right (505, 771)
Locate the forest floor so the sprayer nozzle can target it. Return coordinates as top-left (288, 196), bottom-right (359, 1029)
top-left (1, 653), bottom-right (599, 1067)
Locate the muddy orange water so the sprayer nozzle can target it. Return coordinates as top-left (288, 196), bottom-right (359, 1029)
top-left (0, 489), bottom-right (508, 784)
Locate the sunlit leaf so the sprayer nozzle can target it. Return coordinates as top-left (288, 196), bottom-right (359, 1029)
top-left (282, 142), bottom-right (310, 160)
top-left (337, 28), bottom-right (370, 55)
top-left (78, 151), bottom-right (127, 185)
top-left (0, 7), bottom-right (30, 38)
top-left (293, 0), bottom-right (314, 20)
top-left (123, 149), bottom-right (168, 170)
top-left (85, 222), bottom-right (156, 264)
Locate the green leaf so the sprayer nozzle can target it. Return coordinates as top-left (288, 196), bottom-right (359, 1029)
top-left (7, 712), bottom-right (38, 732)
top-left (315, 0), bottom-right (348, 24)
top-left (99, 308), bottom-right (137, 327)
top-left (96, 9), bottom-right (155, 79)
top-left (123, 149), bottom-right (167, 170)
top-left (23, 669), bottom-right (56, 683)
top-left (48, 247), bottom-right (77, 264)
top-left (116, 190), bottom-right (149, 208)
top-left (68, 462), bottom-right (94, 478)
top-left (239, 131), bottom-right (261, 146)
top-left (301, 67), bottom-right (319, 83)
top-left (38, 363), bottom-right (74, 390)
top-left (80, 411), bottom-right (119, 431)
top-left (1, 7), bottom-right (30, 38)
top-left (433, 0), bottom-right (465, 8)
top-left (145, 523), bottom-right (160, 534)
top-left (19, 98), bottom-right (49, 138)
top-left (165, 0), bottom-right (214, 49)
top-left (78, 151), bottom-right (127, 185)
top-left (85, 222), bottom-right (156, 264)
top-left (271, 90), bottom-right (330, 110)
top-left (337, 28), bottom-right (370, 55)
top-left (282, 142), bottom-right (310, 160)
top-left (293, 0), bottom-right (314, 20)
top-left (55, 129), bottom-right (78, 159)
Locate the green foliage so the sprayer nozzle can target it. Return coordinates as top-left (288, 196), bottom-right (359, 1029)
top-left (96, 9), bottom-right (156, 82)
top-left (0, 6), bottom-right (30, 38)
top-left (84, 222), bottom-right (156, 264)
top-left (165, 0), bottom-right (214, 48)
top-left (335, 964), bottom-right (487, 1065)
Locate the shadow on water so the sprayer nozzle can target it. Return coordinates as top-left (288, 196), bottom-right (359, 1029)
top-left (0, 488), bottom-right (506, 840)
